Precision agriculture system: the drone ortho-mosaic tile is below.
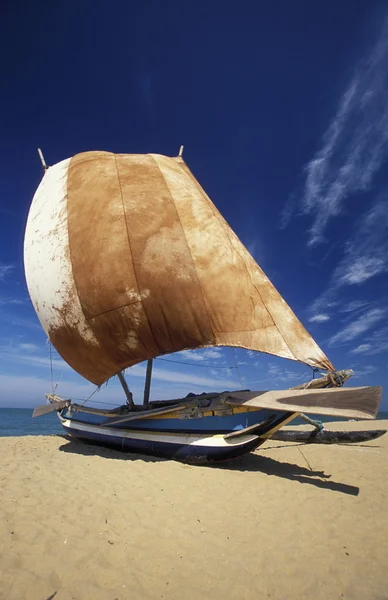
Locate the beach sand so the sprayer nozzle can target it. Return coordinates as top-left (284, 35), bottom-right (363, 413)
top-left (1, 420), bottom-right (387, 600)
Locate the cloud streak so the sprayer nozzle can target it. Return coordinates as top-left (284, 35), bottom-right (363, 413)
top-left (0, 298), bottom-right (25, 306)
top-left (308, 314), bottom-right (330, 323)
top-left (310, 197), bottom-right (388, 313)
top-left (287, 15), bottom-right (388, 246)
top-left (0, 349), bottom-right (70, 371)
top-left (176, 349), bottom-right (224, 362)
top-left (351, 364), bottom-right (377, 379)
top-left (340, 300), bottom-right (371, 313)
top-left (0, 345), bottom-right (236, 391)
top-left (0, 263), bottom-right (14, 282)
top-left (350, 325), bottom-right (388, 356)
top-left (332, 198), bottom-right (388, 285)
top-left (350, 343), bottom-right (372, 355)
top-left (329, 308), bottom-right (386, 345)
top-left (126, 363), bottom-right (236, 389)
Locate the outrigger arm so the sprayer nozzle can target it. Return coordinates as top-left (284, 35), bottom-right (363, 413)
top-left (293, 369), bottom-right (354, 431)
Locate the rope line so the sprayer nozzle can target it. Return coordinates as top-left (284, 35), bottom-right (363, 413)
top-left (80, 385), bottom-right (101, 406)
top-left (48, 341), bottom-right (54, 393)
top-left (232, 348), bottom-right (244, 387)
top-left (155, 357), bottom-right (236, 369)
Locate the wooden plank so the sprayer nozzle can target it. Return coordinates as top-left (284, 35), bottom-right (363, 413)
top-left (224, 386), bottom-right (382, 420)
top-left (224, 416), bottom-right (276, 439)
top-left (32, 400), bottom-right (70, 418)
top-left (102, 402), bottom-right (191, 426)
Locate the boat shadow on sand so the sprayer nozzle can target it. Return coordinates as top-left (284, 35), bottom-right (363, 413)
top-left (58, 435), bottom-right (362, 496)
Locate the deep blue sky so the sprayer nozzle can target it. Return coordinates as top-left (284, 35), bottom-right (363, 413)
top-left (1, 0), bottom-right (387, 409)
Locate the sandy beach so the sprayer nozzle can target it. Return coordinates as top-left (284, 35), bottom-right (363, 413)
top-left (1, 420), bottom-right (387, 600)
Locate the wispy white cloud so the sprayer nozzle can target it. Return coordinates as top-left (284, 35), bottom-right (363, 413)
top-left (280, 196), bottom-right (296, 230)
top-left (209, 367), bottom-right (240, 384)
top-left (352, 364), bottom-right (377, 379)
top-left (310, 197), bottom-right (388, 313)
top-left (0, 297), bottom-right (25, 306)
top-left (0, 350), bottom-right (70, 371)
top-left (126, 363), bottom-right (235, 389)
top-left (202, 349), bottom-right (223, 360)
top-left (175, 348), bottom-right (223, 362)
top-left (0, 374), bottom-right (94, 408)
top-left (0, 361), bottom-right (238, 409)
top-left (337, 257), bottom-right (386, 285)
top-left (329, 308), bottom-right (386, 345)
top-left (340, 300), bottom-right (371, 313)
top-left (332, 198), bottom-right (388, 284)
top-left (245, 350), bottom-right (261, 367)
top-left (365, 341), bottom-right (388, 355)
top-left (0, 368), bottom-right (239, 408)
top-left (0, 340), bottom-right (73, 373)
top-left (0, 263), bottom-right (14, 282)
top-left (368, 324), bottom-right (388, 342)
top-left (19, 343), bottom-right (40, 353)
top-left (308, 313), bottom-right (330, 323)
top-left (0, 344), bottom-right (236, 390)
top-left (351, 342), bottom-right (388, 356)
top-left (285, 15), bottom-right (388, 246)
top-left (266, 363), bottom-right (306, 385)
top-left (350, 343), bottom-right (372, 354)
top-left (349, 324), bottom-right (388, 356)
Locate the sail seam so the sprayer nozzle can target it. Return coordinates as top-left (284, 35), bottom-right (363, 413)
top-left (150, 154), bottom-right (214, 342)
top-left (113, 154), bottom-right (159, 350)
top-left (177, 162), bottom-right (332, 367)
top-left (177, 160), bottom-right (297, 356)
top-left (86, 299), bottom-right (144, 320)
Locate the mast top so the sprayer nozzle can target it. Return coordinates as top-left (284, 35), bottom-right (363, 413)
top-left (37, 148), bottom-right (48, 171)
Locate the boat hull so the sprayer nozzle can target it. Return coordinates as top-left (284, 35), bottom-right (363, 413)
top-left (60, 404), bottom-right (280, 434)
top-left (58, 411), bottom-right (294, 463)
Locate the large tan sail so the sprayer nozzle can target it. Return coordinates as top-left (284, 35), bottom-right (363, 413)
top-left (24, 151), bottom-right (334, 385)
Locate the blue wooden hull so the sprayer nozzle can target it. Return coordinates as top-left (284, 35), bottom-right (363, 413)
top-left (58, 407), bottom-right (295, 463)
top-left (61, 406), bottom-right (278, 433)
top-left (59, 421), bottom-right (266, 463)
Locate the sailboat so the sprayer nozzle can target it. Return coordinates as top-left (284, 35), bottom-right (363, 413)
top-left (24, 149), bottom-right (384, 463)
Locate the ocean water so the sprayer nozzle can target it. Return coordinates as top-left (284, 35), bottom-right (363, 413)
top-left (0, 407), bottom-right (387, 437)
top-left (0, 408), bottom-right (63, 437)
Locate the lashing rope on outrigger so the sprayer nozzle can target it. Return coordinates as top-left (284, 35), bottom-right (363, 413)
top-left (298, 369), bottom-right (352, 431)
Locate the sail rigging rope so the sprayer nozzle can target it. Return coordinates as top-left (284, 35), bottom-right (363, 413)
top-left (48, 341), bottom-right (54, 394)
top-left (47, 337), bottom-right (103, 406)
top-left (155, 357), bottom-right (236, 369)
top-left (310, 366), bottom-right (322, 379)
top-left (73, 398), bottom-right (119, 407)
top-left (232, 348), bottom-right (244, 387)
top-left (79, 385), bottom-right (101, 406)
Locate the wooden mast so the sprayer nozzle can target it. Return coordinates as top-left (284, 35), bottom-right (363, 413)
top-left (117, 371), bottom-right (135, 409)
top-left (143, 359), bottom-right (153, 408)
